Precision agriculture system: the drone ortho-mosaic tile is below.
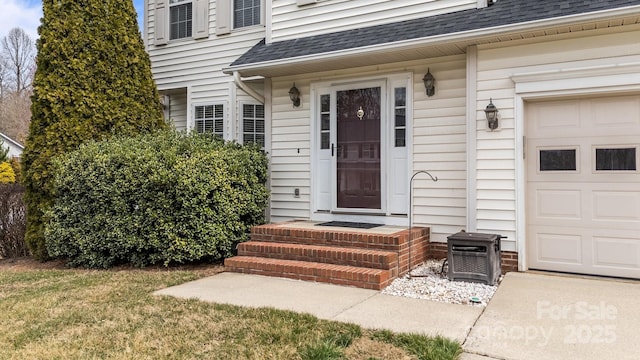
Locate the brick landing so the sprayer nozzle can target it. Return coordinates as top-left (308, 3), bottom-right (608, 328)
top-left (225, 222), bottom-right (430, 290)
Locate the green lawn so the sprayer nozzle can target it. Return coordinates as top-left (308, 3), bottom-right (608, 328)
top-left (0, 261), bottom-right (461, 359)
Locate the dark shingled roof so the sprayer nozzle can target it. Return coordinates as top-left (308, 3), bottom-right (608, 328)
top-left (231, 0), bottom-right (640, 67)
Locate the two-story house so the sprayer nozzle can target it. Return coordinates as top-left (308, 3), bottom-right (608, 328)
top-left (146, 0), bottom-right (640, 282)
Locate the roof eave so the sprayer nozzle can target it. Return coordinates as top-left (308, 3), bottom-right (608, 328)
top-left (223, 5), bottom-right (640, 77)
top-left (0, 133), bottom-right (24, 150)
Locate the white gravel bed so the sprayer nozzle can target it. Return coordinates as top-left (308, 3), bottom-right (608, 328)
top-left (381, 259), bottom-right (500, 307)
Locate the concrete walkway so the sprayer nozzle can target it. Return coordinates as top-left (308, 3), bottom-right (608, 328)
top-left (154, 272), bottom-right (481, 342)
top-left (154, 271), bottom-right (640, 360)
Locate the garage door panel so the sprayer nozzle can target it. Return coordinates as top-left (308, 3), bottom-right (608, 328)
top-left (535, 189), bottom-right (582, 220)
top-left (526, 94), bottom-right (640, 279)
top-left (593, 236), bottom-right (640, 269)
top-left (530, 100), bottom-right (581, 131)
top-left (534, 231), bottom-right (583, 265)
top-left (592, 191), bottom-right (640, 222)
top-left (591, 97), bottom-right (640, 128)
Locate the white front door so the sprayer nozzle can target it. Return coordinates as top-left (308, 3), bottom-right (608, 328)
top-left (313, 75), bottom-right (410, 222)
top-left (526, 94), bottom-right (640, 279)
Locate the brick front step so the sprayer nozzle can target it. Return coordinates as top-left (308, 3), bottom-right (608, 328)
top-left (225, 222), bottom-right (430, 290)
top-left (225, 256), bottom-right (393, 290)
top-left (250, 225), bottom-right (430, 252)
top-left (237, 241), bottom-right (398, 270)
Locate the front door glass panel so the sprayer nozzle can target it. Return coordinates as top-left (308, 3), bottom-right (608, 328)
top-left (336, 87), bottom-right (381, 209)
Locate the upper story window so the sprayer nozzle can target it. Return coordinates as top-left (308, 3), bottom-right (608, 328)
top-left (234, 0), bottom-right (261, 29)
top-left (169, 0), bottom-right (193, 40)
top-left (154, 0), bottom-right (209, 45)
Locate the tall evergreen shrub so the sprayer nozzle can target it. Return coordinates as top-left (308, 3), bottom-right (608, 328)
top-left (23, 0), bottom-right (166, 259)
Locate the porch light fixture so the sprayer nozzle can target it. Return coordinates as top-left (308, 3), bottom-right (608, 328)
top-left (288, 83), bottom-right (301, 107)
top-left (485, 98), bottom-right (499, 131)
top-left (422, 68), bottom-right (435, 97)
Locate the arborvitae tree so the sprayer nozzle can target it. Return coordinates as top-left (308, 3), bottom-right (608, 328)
top-left (23, 0), bottom-right (166, 259)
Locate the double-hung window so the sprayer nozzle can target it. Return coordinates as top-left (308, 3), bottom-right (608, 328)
top-left (169, 0), bottom-right (193, 40)
top-left (194, 104), bottom-right (224, 138)
top-left (242, 103), bottom-right (265, 148)
top-left (155, 0), bottom-right (208, 45)
top-left (234, 0), bottom-right (261, 29)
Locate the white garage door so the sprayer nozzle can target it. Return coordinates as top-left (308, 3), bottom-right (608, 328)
top-left (527, 94), bottom-right (640, 279)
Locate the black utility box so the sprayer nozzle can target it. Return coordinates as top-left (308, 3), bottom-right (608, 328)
top-left (447, 232), bottom-right (502, 285)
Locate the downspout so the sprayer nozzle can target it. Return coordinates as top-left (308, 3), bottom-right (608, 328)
top-left (233, 71), bottom-right (265, 104)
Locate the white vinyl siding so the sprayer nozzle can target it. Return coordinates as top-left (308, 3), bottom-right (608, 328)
top-left (162, 90), bottom-right (188, 131)
top-left (412, 56), bottom-right (467, 242)
top-left (271, 0), bottom-right (478, 42)
top-left (269, 55), bottom-right (467, 238)
top-left (0, 134), bottom-right (23, 158)
top-left (146, 0), bottom-right (265, 138)
top-left (475, 29), bottom-right (640, 252)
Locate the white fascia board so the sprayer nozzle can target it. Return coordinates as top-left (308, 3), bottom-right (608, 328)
top-left (223, 5), bottom-right (640, 75)
top-left (0, 133), bottom-right (24, 149)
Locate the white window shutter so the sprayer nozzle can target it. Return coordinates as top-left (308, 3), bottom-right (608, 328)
top-left (194, 0), bottom-right (210, 39)
top-left (216, 0), bottom-right (231, 35)
top-left (155, 0), bottom-right (168, 45)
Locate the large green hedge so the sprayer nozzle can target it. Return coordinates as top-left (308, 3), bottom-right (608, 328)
top-left (23, 0), bottom-right (166, 260)
top-left (45, 131), bottom-right (269, 268)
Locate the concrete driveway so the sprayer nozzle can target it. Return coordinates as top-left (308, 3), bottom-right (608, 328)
top-left (464, 272), bottom-right (640, 360)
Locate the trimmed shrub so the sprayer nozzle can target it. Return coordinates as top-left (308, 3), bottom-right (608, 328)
top-left (0, 184), bottom-right (28, 258)
top-left (0, 162), bottom-right (16, 184)
top-left (23, 0), bottom-right (166, 260)
top-left (45, 131), bottom-right (269, 268)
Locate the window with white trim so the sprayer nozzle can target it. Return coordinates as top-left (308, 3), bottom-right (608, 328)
top-left (169, 0), bottom-right (193, 40)
top-left (242, 103), bottom-right (265, 148)
top-left (234, 0), bottom-right (261, 29)
top-left (394, 87), bottom-right (406, 147)
top-left (194, 104), bottom-right (224, 138)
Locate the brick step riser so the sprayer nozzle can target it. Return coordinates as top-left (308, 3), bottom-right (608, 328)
top-left (250, 229), bottom-right (429, 252)
top-left (225, 257), bottom-right (393, 290)
top-left (237, 243), bottom-right (398, 270)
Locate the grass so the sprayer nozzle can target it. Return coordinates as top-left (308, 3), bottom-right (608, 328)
top-left (0, 261), bottom-right (462, 359)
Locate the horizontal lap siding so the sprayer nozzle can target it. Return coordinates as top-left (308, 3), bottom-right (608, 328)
top-left (475, 29), bottom-right (640, 252)
top-left (413, 56), bottom-right (467, 242)
top-left (270, 56), bottom-right (467, 238)
top-left (271, 0), bottom-right (477, 42)
top-left (168, 91), bottom-right (188, 130)
top-left (270, 79), bottom-right (312, 221)
top-left (147, 0), bottom-right (265, 131)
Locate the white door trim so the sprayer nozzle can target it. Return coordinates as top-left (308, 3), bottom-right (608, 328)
top-left (512, 62), bottom-right (640, 272)
top-left (310, 73), bottom-right (412, 225)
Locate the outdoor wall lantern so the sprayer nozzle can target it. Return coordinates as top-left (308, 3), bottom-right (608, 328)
top-left (289, 83), bottom-right (301, 107)
top-left (485, 98), bottom-right (499, 131)
top-left (422, 68), bottom-right (435, 97)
